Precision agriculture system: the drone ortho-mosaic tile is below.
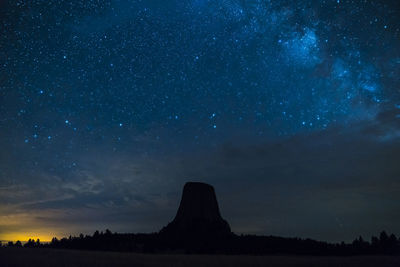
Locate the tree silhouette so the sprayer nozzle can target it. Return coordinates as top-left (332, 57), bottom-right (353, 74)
top-left (36, 229), bottom-right (400, 255)
top-left (380, 231), bottom-right (389, 243)
top-left (24, 239), bottom-right (33, 248)
top-left (389, 234), bottom-right (397, 245)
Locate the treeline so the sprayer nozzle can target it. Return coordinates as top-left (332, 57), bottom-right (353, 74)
top-left (1, 238), bottom-right (43, 248)
top-left (230, 231), bottom-right (400, 255)
top-left (1, 230), bottom-right (399, 255)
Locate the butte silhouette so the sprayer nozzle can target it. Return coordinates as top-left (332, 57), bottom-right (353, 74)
top-left (160, 182), bottom-right (232, 240)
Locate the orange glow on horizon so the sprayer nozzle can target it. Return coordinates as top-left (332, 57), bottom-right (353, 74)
top-left (0, 209), bottom-right (75, 243)
top-left (0, 232), bottom-right (59, 243)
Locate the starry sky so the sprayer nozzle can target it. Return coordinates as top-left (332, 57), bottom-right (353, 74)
top-left (0, 0), bottom-right (399, 243)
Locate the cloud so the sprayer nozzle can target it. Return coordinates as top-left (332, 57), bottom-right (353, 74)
top-left (161, 110), bottom-right (400, 241)
top-left (1, 110), bottom-right (399, 242)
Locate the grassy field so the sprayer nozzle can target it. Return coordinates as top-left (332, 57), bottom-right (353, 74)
top-left (1, 248), bottom-right (400, 267)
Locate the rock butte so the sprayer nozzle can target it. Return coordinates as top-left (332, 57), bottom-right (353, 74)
top-left (160, 182), bottom-right (232, 238)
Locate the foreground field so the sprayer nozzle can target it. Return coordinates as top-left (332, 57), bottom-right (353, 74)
top-left (1, 248), bottom-right (400, 267)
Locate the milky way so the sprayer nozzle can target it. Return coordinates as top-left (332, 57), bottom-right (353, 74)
top-left (0, 0), bottom-right (399, 242)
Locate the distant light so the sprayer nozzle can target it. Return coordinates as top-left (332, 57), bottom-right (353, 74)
top-left (33, 134), bottom-right (38, 138)
top-left (24, 139), bottom-right (29, 143)
top-left (63, 55), bottom-right (67, 59)
top-left (39, 90), bottom-right (44, 94)
top-left (119, 123), bottom-right (123, 127)
top-left (65, 120), bottom-right (69, 124)
top-left (48, 136), bottom-right (52, 140)
top-left (213, 125), bottom-right (217, 129)
top-left (302, 121), bottom-right (306, 125)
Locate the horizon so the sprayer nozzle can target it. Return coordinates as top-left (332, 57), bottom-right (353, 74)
top-left (1, 227), bottom-right (396, 245)
top-left (1, 179), bottom-right (398, 244)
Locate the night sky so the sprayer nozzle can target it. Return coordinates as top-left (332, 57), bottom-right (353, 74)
top-left (1, 0), bottom-right (399, 243)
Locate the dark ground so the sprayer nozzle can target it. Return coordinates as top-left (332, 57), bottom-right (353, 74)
top-left (1, 248), bottom-right (400, 267)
